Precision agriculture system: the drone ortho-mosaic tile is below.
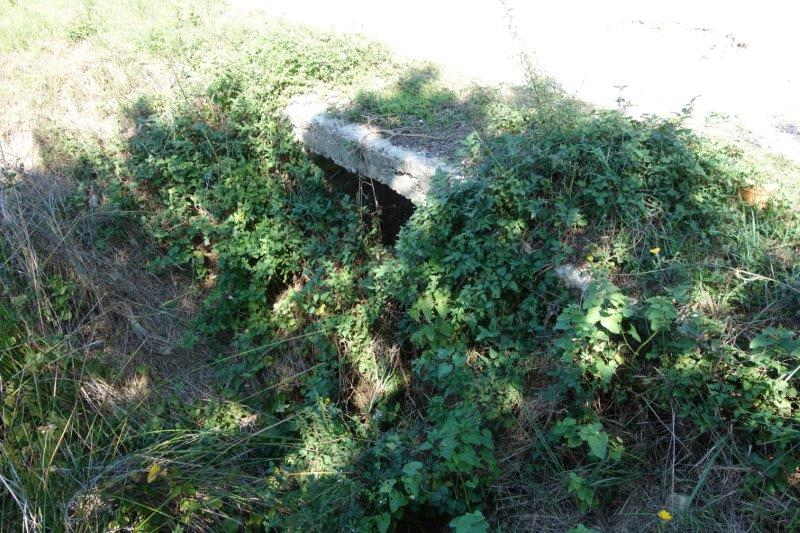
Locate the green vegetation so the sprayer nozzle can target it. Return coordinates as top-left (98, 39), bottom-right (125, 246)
top-left (1, 1), bottom-right (799, 531)
top-left (347, 66), bottom-right (463, 128)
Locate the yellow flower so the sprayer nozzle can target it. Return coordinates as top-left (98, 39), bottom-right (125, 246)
top-left (657, 509), bottom-right (673, 521)
top-left (649, 247), bottom-right (661, 255)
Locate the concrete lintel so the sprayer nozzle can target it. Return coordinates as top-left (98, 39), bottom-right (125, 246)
top-left (285, 94), bottom-right (461, 205)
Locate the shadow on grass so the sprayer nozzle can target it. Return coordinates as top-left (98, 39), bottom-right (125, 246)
top-left (341, 65), bottom-right (494, 163)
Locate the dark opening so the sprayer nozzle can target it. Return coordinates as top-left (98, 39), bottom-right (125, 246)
top-left (394, 506), bottom-right (451, 532)
top-left (314, 156), bottom-right (415, 245)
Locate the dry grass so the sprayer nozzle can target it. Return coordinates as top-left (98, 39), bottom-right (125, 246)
top-left (0, 165), bottom-right (225, 530)
top-left (0, 0), bottom-right (260, 176)
top-left (0, 0), bottom-right (273, 400)
top-left (0, 170), bottom-right (214, 400)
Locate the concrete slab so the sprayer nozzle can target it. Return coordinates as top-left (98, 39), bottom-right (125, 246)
top-left (285, 94), bottom-right (462, 204)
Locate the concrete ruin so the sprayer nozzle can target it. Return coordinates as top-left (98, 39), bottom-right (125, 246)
top-left (285, 94), bottom-right (462, 205)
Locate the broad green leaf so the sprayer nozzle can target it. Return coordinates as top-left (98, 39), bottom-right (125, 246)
top-left (449, 510), bottom-right (489, 533)
top-left (375, 513), bottom-right (391, 533)
top-left (585, 305), bottom-right (602, 325)
top-left (599, 313), bottom-right (622, 334)
top-left (579, 423), bottom-right (608, 460)
top-left (388, 489), bottom-right (407, 513)
top-left (401, 461), bottom-right (424, 499)
top-left (644, 296), bottom-right (677, 333)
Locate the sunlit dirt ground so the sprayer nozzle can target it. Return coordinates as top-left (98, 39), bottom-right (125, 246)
top-left (232, 0), bottom-right (800, 162)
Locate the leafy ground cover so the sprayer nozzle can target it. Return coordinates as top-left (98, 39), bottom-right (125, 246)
top-left (1, 1), bottom-right (799, 531)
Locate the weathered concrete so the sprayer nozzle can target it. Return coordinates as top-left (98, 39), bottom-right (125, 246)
top-left (285, 94), bottom-right (461, 205)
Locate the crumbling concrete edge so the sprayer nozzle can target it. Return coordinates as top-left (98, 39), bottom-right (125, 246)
top-left (284, 94), bottom-right (462, 205)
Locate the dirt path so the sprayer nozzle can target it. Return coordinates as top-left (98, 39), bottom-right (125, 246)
top-left (232, 0), bottom-right (800, 162)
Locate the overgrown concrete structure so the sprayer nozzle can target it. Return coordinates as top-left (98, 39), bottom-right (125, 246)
top-left (285, 94), bottom-right (461, 205)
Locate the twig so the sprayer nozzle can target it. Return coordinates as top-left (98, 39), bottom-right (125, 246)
top-left (358, 115), bottom-right (447, 140)
top-left (671, 406), bottom-right (676, 497)
top-left (380, 130), bottom-right (447, 141)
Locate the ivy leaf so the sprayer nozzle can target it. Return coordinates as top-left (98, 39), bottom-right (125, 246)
top-left (401, 461), bottom-right (424, 499)
top-left (402, 461), bottom-right (424, 476)
top-left (375, 513), bottom-right (391, 533)
top-left (585, 305), bottom-right (603, 325)
top-left (594, 359), bottom-right (617, 384)
top-left (433, 289), bottom-right (450, 317)
top-left (567, 472), bottom-right (596, 510)
top-left (388, 489), bottom-right (408, 513)
top-left (552, 417), bottom-right (577, 436)
top-left (437, 363), bottom-right (453, 378)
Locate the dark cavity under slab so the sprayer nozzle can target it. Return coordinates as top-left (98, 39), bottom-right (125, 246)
top-left (314, 155), bottom-right (415, 245)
